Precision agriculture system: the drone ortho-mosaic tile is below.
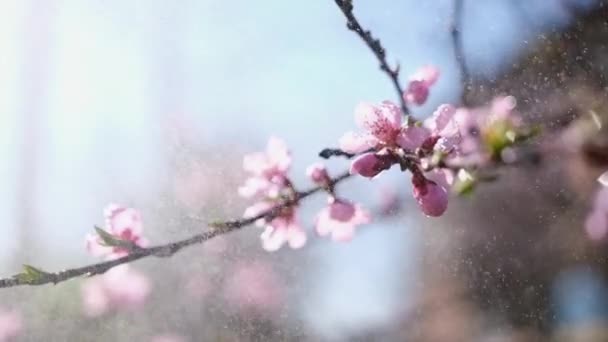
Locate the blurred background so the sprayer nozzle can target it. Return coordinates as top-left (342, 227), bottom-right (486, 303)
top-left (1, 0), bottom-right (608, 341)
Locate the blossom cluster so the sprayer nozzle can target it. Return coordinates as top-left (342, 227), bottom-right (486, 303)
top-left (82, 204), bottom-right (151, 317)
top-left (238, 137), bottom-right (371, 251)
top-left (238, 66), bottom-right (535, 251)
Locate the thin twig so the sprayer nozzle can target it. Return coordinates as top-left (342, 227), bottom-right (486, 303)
top-left (450, 0), bottom-right (470, 105)
top-left (333, 0), bottom-right (410, 117)
top-left (0, 172), bottom-right (352, 288)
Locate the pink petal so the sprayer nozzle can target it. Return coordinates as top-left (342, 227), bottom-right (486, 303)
top-left (426, 104), bottom-right (456, 134)
top-left (339, 131), bottom-right (374, 154)
top-left (410, 65), bottom-right (440, 86)
top-left (238, 177), bottom-right (270, 198)
top-left (355, 102), bottom-right (401, 141)
top-left (243, 152), bottom-right (268, 175)
top-left (286, 224), bottom-right (307, 249)
top-left (404, 80), bottom-right (430, 106)
top-left (261, 226), bottom-right (287, 252)
top-left (412, 181), bottom-right (448, 217)
top-left (424, 169), bottom-right (454, 190)
top-left (107, 206), bottom-right (143, 237)
top-left (349, 153), bottom-right (392, 178)
top-left (397, 125), bottom-right (431, 150)
top-left (306, 163), bottom-right (329, 185)
top-left (331, 225), bottom-right (356, 242)
top-left (266, 136), bottom-right (292, 173)
top-left (329, 200), bottom-right (356, 222)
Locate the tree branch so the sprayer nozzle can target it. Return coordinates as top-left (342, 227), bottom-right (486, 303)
top-left (333, 0), bottom-right (410, 117)
top-left (450, 0), bottom-right (470, 105)
top-left (0, 172), bottom-right (352, 288)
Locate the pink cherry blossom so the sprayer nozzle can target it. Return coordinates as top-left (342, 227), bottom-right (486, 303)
top-left (245, 201), bottom-right (307, 251)
top-left (412, 175), bottom-right (448, 217)
top-left (260, 214), bottom-right (307, 252)
top-left (224, 261), bottom-right (284, 316)
top-left (350, 152), bottom-right (394, 178)
top-left (585, 187), bottom-right (608, 241)
top-left (0, 309), bottom-right (21, 342)
top-left (316, 198), bottom-right (371, 241)
top-left (397, 124), bottom-right (431, 151)
top-left (339, 101), bottom-right (404, 153)
top-left (423, 104), bottom-right (460, 153)
top-left (86, 204), bottom-right (148, 260)
top-left (82, 265), bottom-right (151, 317)
top-left (239, 137), bottom-right (292, 199)
top-left (306, 162), bottom-right (330, 185)
top-left (242, 136), bottom-right (291, 178)
top-left (403, 65), bottom-right (439, 106)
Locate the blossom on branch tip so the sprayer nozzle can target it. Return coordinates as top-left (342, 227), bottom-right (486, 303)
top-left (339, 101), bottom-right (404, 153)
top-left (86, 204), bottom-right (149, 259)
top-left (316, 198), bottom-right (371, 241)
top-left (412, 174), bottom-right (448, 217)
top-left (260, 213), bottom-right (307, 252)
top-left (350, 152), bottom-right (394, 178)
top-left (306, 163), bottom-right (330, 185)
top-left (404, 65), bottom-right (439, 106)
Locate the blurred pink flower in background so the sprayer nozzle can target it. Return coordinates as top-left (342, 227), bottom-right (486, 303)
top-left (0, 309), bottom-right (21, 342)
top-left (184, 274), bottom-right (212, 300)
top-left (85, 204), bottom-right (149, 259)
top-left (82, 265), bottom-right (151, 317)
top-left (223, 261), bottom-right (285, 316)
top-left (306, 162), bottom-right (330, 185)
top-left (238, 136), bottom-right (292, 199)
top-left (585, 187), bottom-right (608, 241)
top-left (315, 198), bottom-right (371, 241)
top-left (403, 65), bottom-right (439, 105)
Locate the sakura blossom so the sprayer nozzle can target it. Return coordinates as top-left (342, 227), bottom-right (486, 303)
top-left (85, 204), bottom-right (149, 259)
top-left (403, 65), bottom-right (439, 105)
top-left (0, 309), bottom-right (21, 342)
top-left (240, 137), bottom-right (307, 251)
top-left (339, 101), bottom-right (404, 153)
top-left (315, 198), bottom-right (371, 241)
top-left (238, 136), bottom-right (292, 198)
top-left (306, 162), bottom-right (330, 185)
top-left (81, 265), bottom-right (151, 317)
top-left (260, 213), bottom-right (307, 252)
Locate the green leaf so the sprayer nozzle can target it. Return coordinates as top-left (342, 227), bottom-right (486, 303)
top-left (94, 226), bottom-right (137, 250)
top-left (14, 264), bottom-right (49, 284)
